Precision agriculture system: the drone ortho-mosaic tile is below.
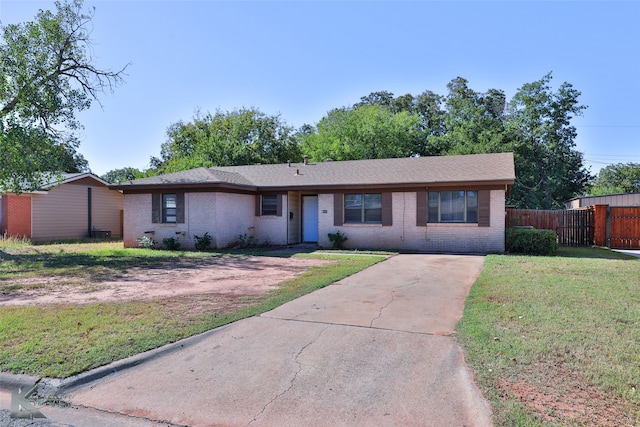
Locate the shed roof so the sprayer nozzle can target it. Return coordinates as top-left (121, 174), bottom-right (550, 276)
top-left (3, 172), bottom-right (111, 194)
top-left (112, 153), bottom-right (515, 192)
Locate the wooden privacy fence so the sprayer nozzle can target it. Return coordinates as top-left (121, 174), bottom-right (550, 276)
top-left (598, 206), bottom-right (640, 249)
top-left (507, 205), bottom-right (640, 248)
top-left (506, 208), bottom-right (594, 246)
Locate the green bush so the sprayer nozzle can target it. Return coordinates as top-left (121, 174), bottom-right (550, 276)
top-left (327, 231), bottom-right (348, 249)
top-left (162, 237), bottom-right (181, 251)
top-left (506, 228), bottom-right (558, 255)
top-left (136, 235), bottom-right (156, 249)
top-left (237, 234), bottom-right (254, 249)
top-left (193, 232), bottom-right (212, 251)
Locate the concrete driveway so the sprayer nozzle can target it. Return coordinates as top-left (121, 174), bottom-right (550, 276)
top-left (36, 254), bottom-right (492, 426)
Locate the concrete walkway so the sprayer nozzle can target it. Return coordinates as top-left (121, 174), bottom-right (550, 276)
top-left (613, 249), bottom-right (640, 258)
top-left (9, 254), bottom-right (493, 426)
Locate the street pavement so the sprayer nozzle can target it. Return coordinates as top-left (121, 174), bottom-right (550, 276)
top-left (2, 254), bottom-right (492, 427)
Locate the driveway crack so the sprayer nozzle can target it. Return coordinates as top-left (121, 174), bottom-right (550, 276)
top-left (370, 290), bottom-right (395, 328)
top-left (246, 326), bottom-right (328, 426)
top-left (61, 404), bottom-right (187, 426)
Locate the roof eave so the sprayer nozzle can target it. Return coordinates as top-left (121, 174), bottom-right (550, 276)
top-left (112, 178), bottom-right (514, 193)
top-left (43, 172), bottom-right (109, 189)
top-left (112, 182), bottom-right (258, 193)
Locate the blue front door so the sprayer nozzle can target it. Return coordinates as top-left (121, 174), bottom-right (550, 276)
top-left (303, 196), bottom-right (319, 242)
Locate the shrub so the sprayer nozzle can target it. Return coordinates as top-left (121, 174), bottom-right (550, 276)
top-left (193, 232), bottom-right (212, 251)
top-left (327, 231), bottom-right (348, 249)
top-left (506, 228), bottom-right (558, 255)
top-left (136, 235), bottom-right (156, 249)
top-left (162, 237), bottom-right (181, 251)
top-left (237, 234), bottom-right (254, 249)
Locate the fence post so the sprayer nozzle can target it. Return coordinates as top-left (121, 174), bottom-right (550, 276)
top-left (593, 204), bottom-right (608, 247)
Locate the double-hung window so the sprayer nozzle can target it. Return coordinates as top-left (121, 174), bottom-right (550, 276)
top-left (344, 193), bottom-right (382, 224)
top-left (261, 195), bottom-right (278, 216)
top-left (162, 194), bottom-right (177, 223)
top-left (428, 191), bottom-right (478, 223)
top-left (152, 192), bottom-right (183, 224)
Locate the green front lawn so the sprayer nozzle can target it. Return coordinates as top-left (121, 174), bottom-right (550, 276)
top-left (0, 241), bottom-right (385, 378)
top-left (457, 247), bottom-right (640, 426)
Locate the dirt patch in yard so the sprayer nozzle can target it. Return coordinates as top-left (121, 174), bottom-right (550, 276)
top-left (0, 256), bottom-right (331, 307)
top-left (495, 361), bottom-right (636, 427)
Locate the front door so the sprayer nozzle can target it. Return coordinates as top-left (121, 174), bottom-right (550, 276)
top-left (302, 196), bottom-right (319, 242)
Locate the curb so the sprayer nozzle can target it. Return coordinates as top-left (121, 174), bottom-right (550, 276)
top-left (2, 322), bottom-right (234, 398)
top-left (0, 372), bottom-right (40, 393)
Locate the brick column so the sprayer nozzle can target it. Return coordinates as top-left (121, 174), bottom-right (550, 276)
top-left (593, 204), bottom-right (608, 247)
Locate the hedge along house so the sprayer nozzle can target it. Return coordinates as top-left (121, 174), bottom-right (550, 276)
top-left (112, 153), bottom-right (515, 253)
top-left (1, 173), bottom-right (124, 241)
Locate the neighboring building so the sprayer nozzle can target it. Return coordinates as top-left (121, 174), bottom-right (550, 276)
top-left (1, 173), bottom-right (123, 241)
top-left (565, 193), bottom-right (640, 209)
top-left (111, 153), bottom-right (516, 253)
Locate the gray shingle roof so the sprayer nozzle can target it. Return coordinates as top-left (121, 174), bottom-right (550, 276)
top-left (119, 168), bottom-right (253, 187)
top-left (113, 153), bottom-right (515, 191)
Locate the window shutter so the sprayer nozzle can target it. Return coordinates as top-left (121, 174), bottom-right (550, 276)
top-left (478, 190), bottom-right (490, 227)
top-left (333, 194), bottom-right (343, 226)
top-left (152, 193), bottom-right (160, 223)
top-left (416, 191), bottom-right (427, 226)
top-left (176, 192), bottom-right (185, 223)
top-left (381, 192), bottom-right (393, 226)
top-left (276, 194), bottom-right (283, 217)
top-left (255, 195), bottom-right (261, 216)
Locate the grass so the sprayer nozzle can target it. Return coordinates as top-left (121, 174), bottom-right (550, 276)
top-left (0, 240), bottom-right (386, 378)
top-left (457, 246), bottom-right (640, 426)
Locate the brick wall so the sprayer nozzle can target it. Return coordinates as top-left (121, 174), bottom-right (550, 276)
top-left (3, 195), bottom-right (32, 238)
top-left (124, 189), bottom-right (506, 253)
top-left (254, 194), bottom-right (288, 246)
top-left (123, 193), bottom-right (153, 247)
top-left (318, 190), bottom-right (505, 253)
top-left (123, 192), bottom-right (256, 249)
top-left (213, 193), bottom-right (255, 248)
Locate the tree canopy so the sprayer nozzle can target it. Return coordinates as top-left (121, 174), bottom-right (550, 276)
top-left (300, 104), bottom-right (423, 161)
top-left (505, 73), bottom-right (590, 208)
top-left (0, 0), bottom-right (126, 193)
top-left (151, 108), bottom-right (301, 174)
top-left (297, 74), bottom-right (590, 209)
top-left (590, 162), bottom-right (640, 195)
top-left (130, 74), bottom-right (591, 209)
top-left (101, 167), bottom-right (144, 184)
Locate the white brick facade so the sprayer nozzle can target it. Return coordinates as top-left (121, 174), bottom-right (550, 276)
top-left (124, 189), bottom-right (505, 253)
top-left (317, 190), bottom-right (505, 253)
top-left (125, 192), bottom-right (256, 249)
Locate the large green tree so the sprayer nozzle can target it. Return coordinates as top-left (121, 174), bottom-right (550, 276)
top-left (506, 73), bottom-right (591, 209)
top-left (301, 74), bottom-right (590, 208)
top-left (0, 0), bottom-right (126, 193)
top-left (351, 90), bottom-right (446, 156)
top-left (152, 108), bottom-right (301, 173)
top-left (300, 104), bottom-right (423, 162)
top-left (430, 77), bottom-right (509, 156)
top-left (591, 163), bottom-right (640, 195)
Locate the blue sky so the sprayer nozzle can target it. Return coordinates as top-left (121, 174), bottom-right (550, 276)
top-left (1, 0), bottom-right (639, 177)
